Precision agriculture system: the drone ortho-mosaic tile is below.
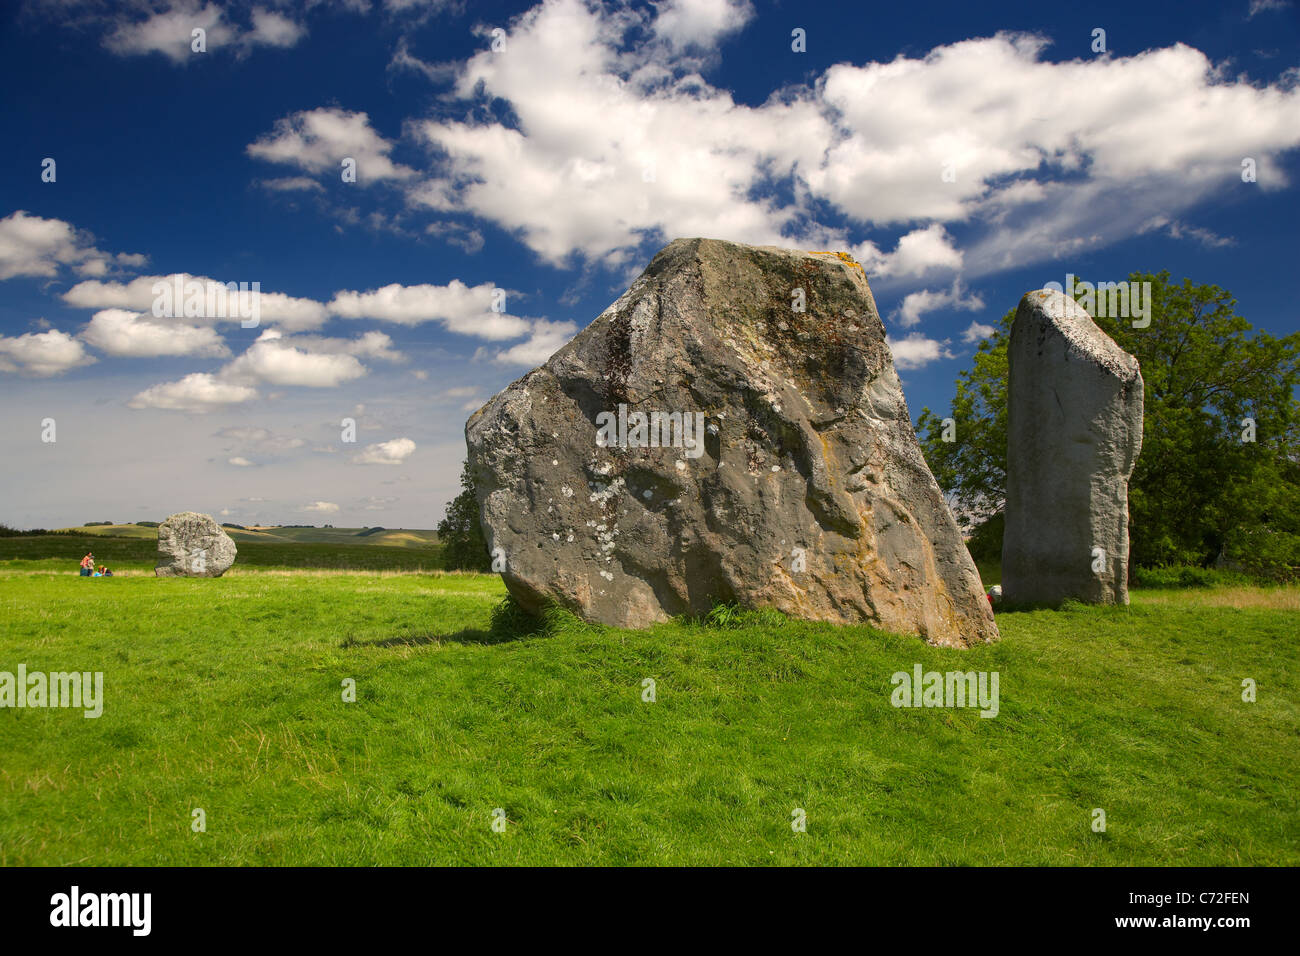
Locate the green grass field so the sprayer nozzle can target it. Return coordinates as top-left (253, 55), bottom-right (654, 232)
top-left (0, 556), bottom-right (1295, 865)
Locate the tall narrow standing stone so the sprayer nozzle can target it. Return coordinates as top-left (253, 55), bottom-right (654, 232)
top-left (1003, 289), bottom-right (1143, 604)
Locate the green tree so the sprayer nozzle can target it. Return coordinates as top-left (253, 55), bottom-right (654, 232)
top-left (437, 460), bottom-right (492, 572)
top-left (917, 306), bottom-right (1015, 539)
top-left (919, 271), bottom-right (1300, 578)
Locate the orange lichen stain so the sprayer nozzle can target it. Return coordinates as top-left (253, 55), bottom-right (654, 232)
top-left (808, 250), bottom-right (865, 273)
top-left (817, 431), bottom-right (838, 488)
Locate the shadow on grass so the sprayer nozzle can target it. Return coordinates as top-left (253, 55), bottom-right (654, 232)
top-left (340, 629), bottom-right (494, 648)
top-left (992, 597), bottom-right (1138, 614)
top-left (989, 601), bottom-right (1060, 615)
top-left (341, 596), bottom-right (557, 649)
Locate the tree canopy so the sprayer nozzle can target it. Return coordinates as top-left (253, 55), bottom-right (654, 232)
top-left (437, 461), bottom-right (492, 572)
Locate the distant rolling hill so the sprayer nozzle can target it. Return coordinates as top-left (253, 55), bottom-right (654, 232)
top-left (55, 523), bottom-right (440, 549)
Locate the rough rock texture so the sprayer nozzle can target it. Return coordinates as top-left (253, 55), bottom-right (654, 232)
top-left (1002, 289), bottom-right (1144, 605)
top-left (155, 511), bottom-right (237, 577)
top-left (466, 237), bottom-right (998, 647)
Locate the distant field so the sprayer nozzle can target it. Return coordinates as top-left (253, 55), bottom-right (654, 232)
top-left (53, 523), bottom-right (440, 550)
top-left (0, 562), bottom-right (1294, 866)
top-left (1, 534), bottom-right (443, 572)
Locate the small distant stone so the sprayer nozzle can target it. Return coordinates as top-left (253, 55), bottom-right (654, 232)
top-left (155, 512), bottom-right (237, 578)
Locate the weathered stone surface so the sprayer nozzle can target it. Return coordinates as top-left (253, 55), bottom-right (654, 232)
top-left (1002, 289), bottom-right (1144, 605)
top-left (465, 237), bottom-right (997, 647)
top-left (155, 512), bottom-right (237, 577)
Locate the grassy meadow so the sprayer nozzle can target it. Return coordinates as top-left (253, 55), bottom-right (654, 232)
top-left (0, 545), bottom-right (1295, 866)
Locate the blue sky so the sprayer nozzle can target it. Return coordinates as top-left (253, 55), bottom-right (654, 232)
top-left (2, 0), bottom-right (1298, 530)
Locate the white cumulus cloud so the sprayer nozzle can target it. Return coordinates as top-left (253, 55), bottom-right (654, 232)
top-left (856, 225), bottom-right (964, 281)
top-left (0, 211), bottom-right (145, 281)
top-left (327, 281), bottom-right (530, 338)
top-left (887, 332), bottom-right (955, 370)
top-left (652, 0), bottom-right (753, 52)
top-left (491, 319), bottom-right (578, 366)
top-left (222, 329), bottom-right (368, 387)
top-left (893, 280), bottom-right (985, 328)
top-left (127, 372), bottom-right (259, 412)
top-left (100, 0), bottom-right (306, 64)
top-left (392, 3), bottom-right (1300, 285)
top-left (63, 274), bottom-right (330, 332)
top-left (80, 309), bottom-right (230, 358)
top-left (961, 321), bottom-right (997, 344)
top-left (0, 329), bottom-right (96, 376)
top-left (351, 437), bottom-right (417, 465)
top-left (248, 107), bottom-right (414, 184)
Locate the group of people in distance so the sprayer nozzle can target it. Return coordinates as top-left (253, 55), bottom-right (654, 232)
top-left (79, 552), bottom-right (113, 577)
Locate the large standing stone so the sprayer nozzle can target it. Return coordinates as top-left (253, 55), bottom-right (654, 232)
top-left (466, 238), bottom-right (998, 647)
top-left (1002, 290), bottom-right (1144, 605)
top-left (155, 512), bottom-right (237, 577)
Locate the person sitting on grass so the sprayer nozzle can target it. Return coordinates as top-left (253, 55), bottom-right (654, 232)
top-left (79, 552), bottom-right (94, 577)
top-left (100, 566), bottom-right (113, 577)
